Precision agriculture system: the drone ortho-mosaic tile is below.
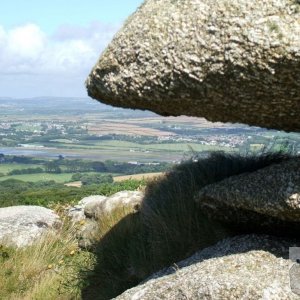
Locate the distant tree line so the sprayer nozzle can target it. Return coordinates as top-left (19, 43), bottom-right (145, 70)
top-left (0, 154), bottom-right (44, 164)
top-left (0, 154), bottom-right (172, 176)
top-left (8, 167), bottom-right (44, 175)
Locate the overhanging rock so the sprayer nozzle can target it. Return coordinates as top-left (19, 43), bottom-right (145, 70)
top-left (86, 0), bottom-right (300, 132)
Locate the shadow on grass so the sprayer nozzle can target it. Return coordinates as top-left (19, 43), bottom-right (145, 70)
top-left (80, 151), bottom-right (294, 299)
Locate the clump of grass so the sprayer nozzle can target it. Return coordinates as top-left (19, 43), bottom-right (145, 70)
top-left (140, 151), bottom-right (291, 270)
top-left (0, 221), bottom-right (94, 300)
top-left (82, 151), bottom-right (291, 299)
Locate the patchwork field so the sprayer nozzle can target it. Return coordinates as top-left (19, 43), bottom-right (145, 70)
top-left (87, 116), bottom-right (232, 137)
top-left (88, 122), bottom-right (176, 137)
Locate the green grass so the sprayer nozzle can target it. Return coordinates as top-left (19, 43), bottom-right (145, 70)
top-left (0, 172), bottom-right (115, 183)
top-left (0, 173), bottom-right (74, 183)
top-left (51, 140), bottom-right (231, 153)
top-left (0, 164), bottom-right (42, 175)
top-left (50, 139), bottom-right (74, 143)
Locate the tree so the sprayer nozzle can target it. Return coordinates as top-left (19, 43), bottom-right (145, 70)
top-left (92, 161), bottom-right (107, 172)
top-left (45, 161), bottom-right (62, 173)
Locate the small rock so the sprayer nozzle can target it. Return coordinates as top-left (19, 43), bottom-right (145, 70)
top-left (78, 195), bottom-right (108, 207)
top-left (92, 191), bottom-right (144, 220)
top-left (83, 196), bottom-right (108, 218)
top-left (67, 195), bottom-right (107, 222)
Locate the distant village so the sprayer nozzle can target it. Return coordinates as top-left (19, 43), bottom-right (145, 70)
top-left (1, 120), bottom-right (253, 149)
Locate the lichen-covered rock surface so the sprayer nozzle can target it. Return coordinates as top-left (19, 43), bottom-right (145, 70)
top-left (67, 195), bottom-right (108, 222)
top-left (115, 235), bottom-right (299, 300)
top-left (89, 190), bottom-right (143, 219)
top-left (86, 0), bottom-right (300, 132)
top-left (69, 191), bottom-right (144, 248)
top-left (196, 158), bottom-right (300, 227)
top-left (0, 206), bottom-right (60, 247)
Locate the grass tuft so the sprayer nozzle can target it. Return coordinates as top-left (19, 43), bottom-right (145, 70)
top-left (140, 151), bottom-right (291, 270)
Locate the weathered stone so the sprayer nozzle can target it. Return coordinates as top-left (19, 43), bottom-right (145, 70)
top-left (74, 191), bottom-right (144, 248)
top-left (68, 192), bottom-right (143, 222)
top-left (77, 219), bottom-right (100, 249)
top-left (0, 206), bottom-right (60, 247)
top-left (67, 195), bottom-right (107, 222)
top-left (115, 235), bottom-right (299, 299)
top-left (86, 0), bottom-right (300, 132)
top-left (90, 191), bottom-right (144, 220)
top-left (196, 158), bottom-right (300, 229)
top-left (80, 195), bottom-right (108, 219)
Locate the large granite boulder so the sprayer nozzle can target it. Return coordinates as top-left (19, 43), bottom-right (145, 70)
top-left (115, 235), bottom-right (299, 299)
top-left (0, 206), bottom-right (60, 247)
top-left (86, 0), bottom-right (300, 132)
top-left (196, 158), bottom-right (300, 231)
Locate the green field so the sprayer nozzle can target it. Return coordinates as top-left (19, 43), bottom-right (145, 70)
top-left (0, 171), bottom-right (120, 183)
top-left (0, 164), bottom-right (42, 174)
top-left (1, 172), bottom-right (97, 183)
top-left (47, 140), bottom-right (232, 154)
top-left (0, 173), bottom-right (74, 183)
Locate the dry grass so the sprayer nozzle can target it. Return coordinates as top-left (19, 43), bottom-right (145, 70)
top-left (64, 181), bottom-right (82, 188)
top-left (0, 221), bottom-right (94, 300)
top-left (81, 205), bottom-right (144, 299)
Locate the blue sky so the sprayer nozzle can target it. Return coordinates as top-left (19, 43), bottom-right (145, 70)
top-left (0, 0), bottom-right (144, 97)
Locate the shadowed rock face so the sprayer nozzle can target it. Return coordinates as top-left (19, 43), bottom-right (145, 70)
top-left (86, 0), bottom-right (300, 132)
top-left (196, 158), bottom-right (300, 224)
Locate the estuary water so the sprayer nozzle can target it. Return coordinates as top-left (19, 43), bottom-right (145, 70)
top-left (0, 147), bottom-right (78, 158)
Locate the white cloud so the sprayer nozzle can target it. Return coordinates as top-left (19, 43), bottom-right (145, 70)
top-left (8, 24), bottom-right (46, 59)
top-left (0, 22), bottom-right (120, 97)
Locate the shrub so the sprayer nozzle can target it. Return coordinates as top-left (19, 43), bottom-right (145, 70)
top-left (0, 179), bottom-right (146, 208)
top-left (71, 173), bottom-right (82, 181)
top-left (81, 174), bottom-right (113, 186)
